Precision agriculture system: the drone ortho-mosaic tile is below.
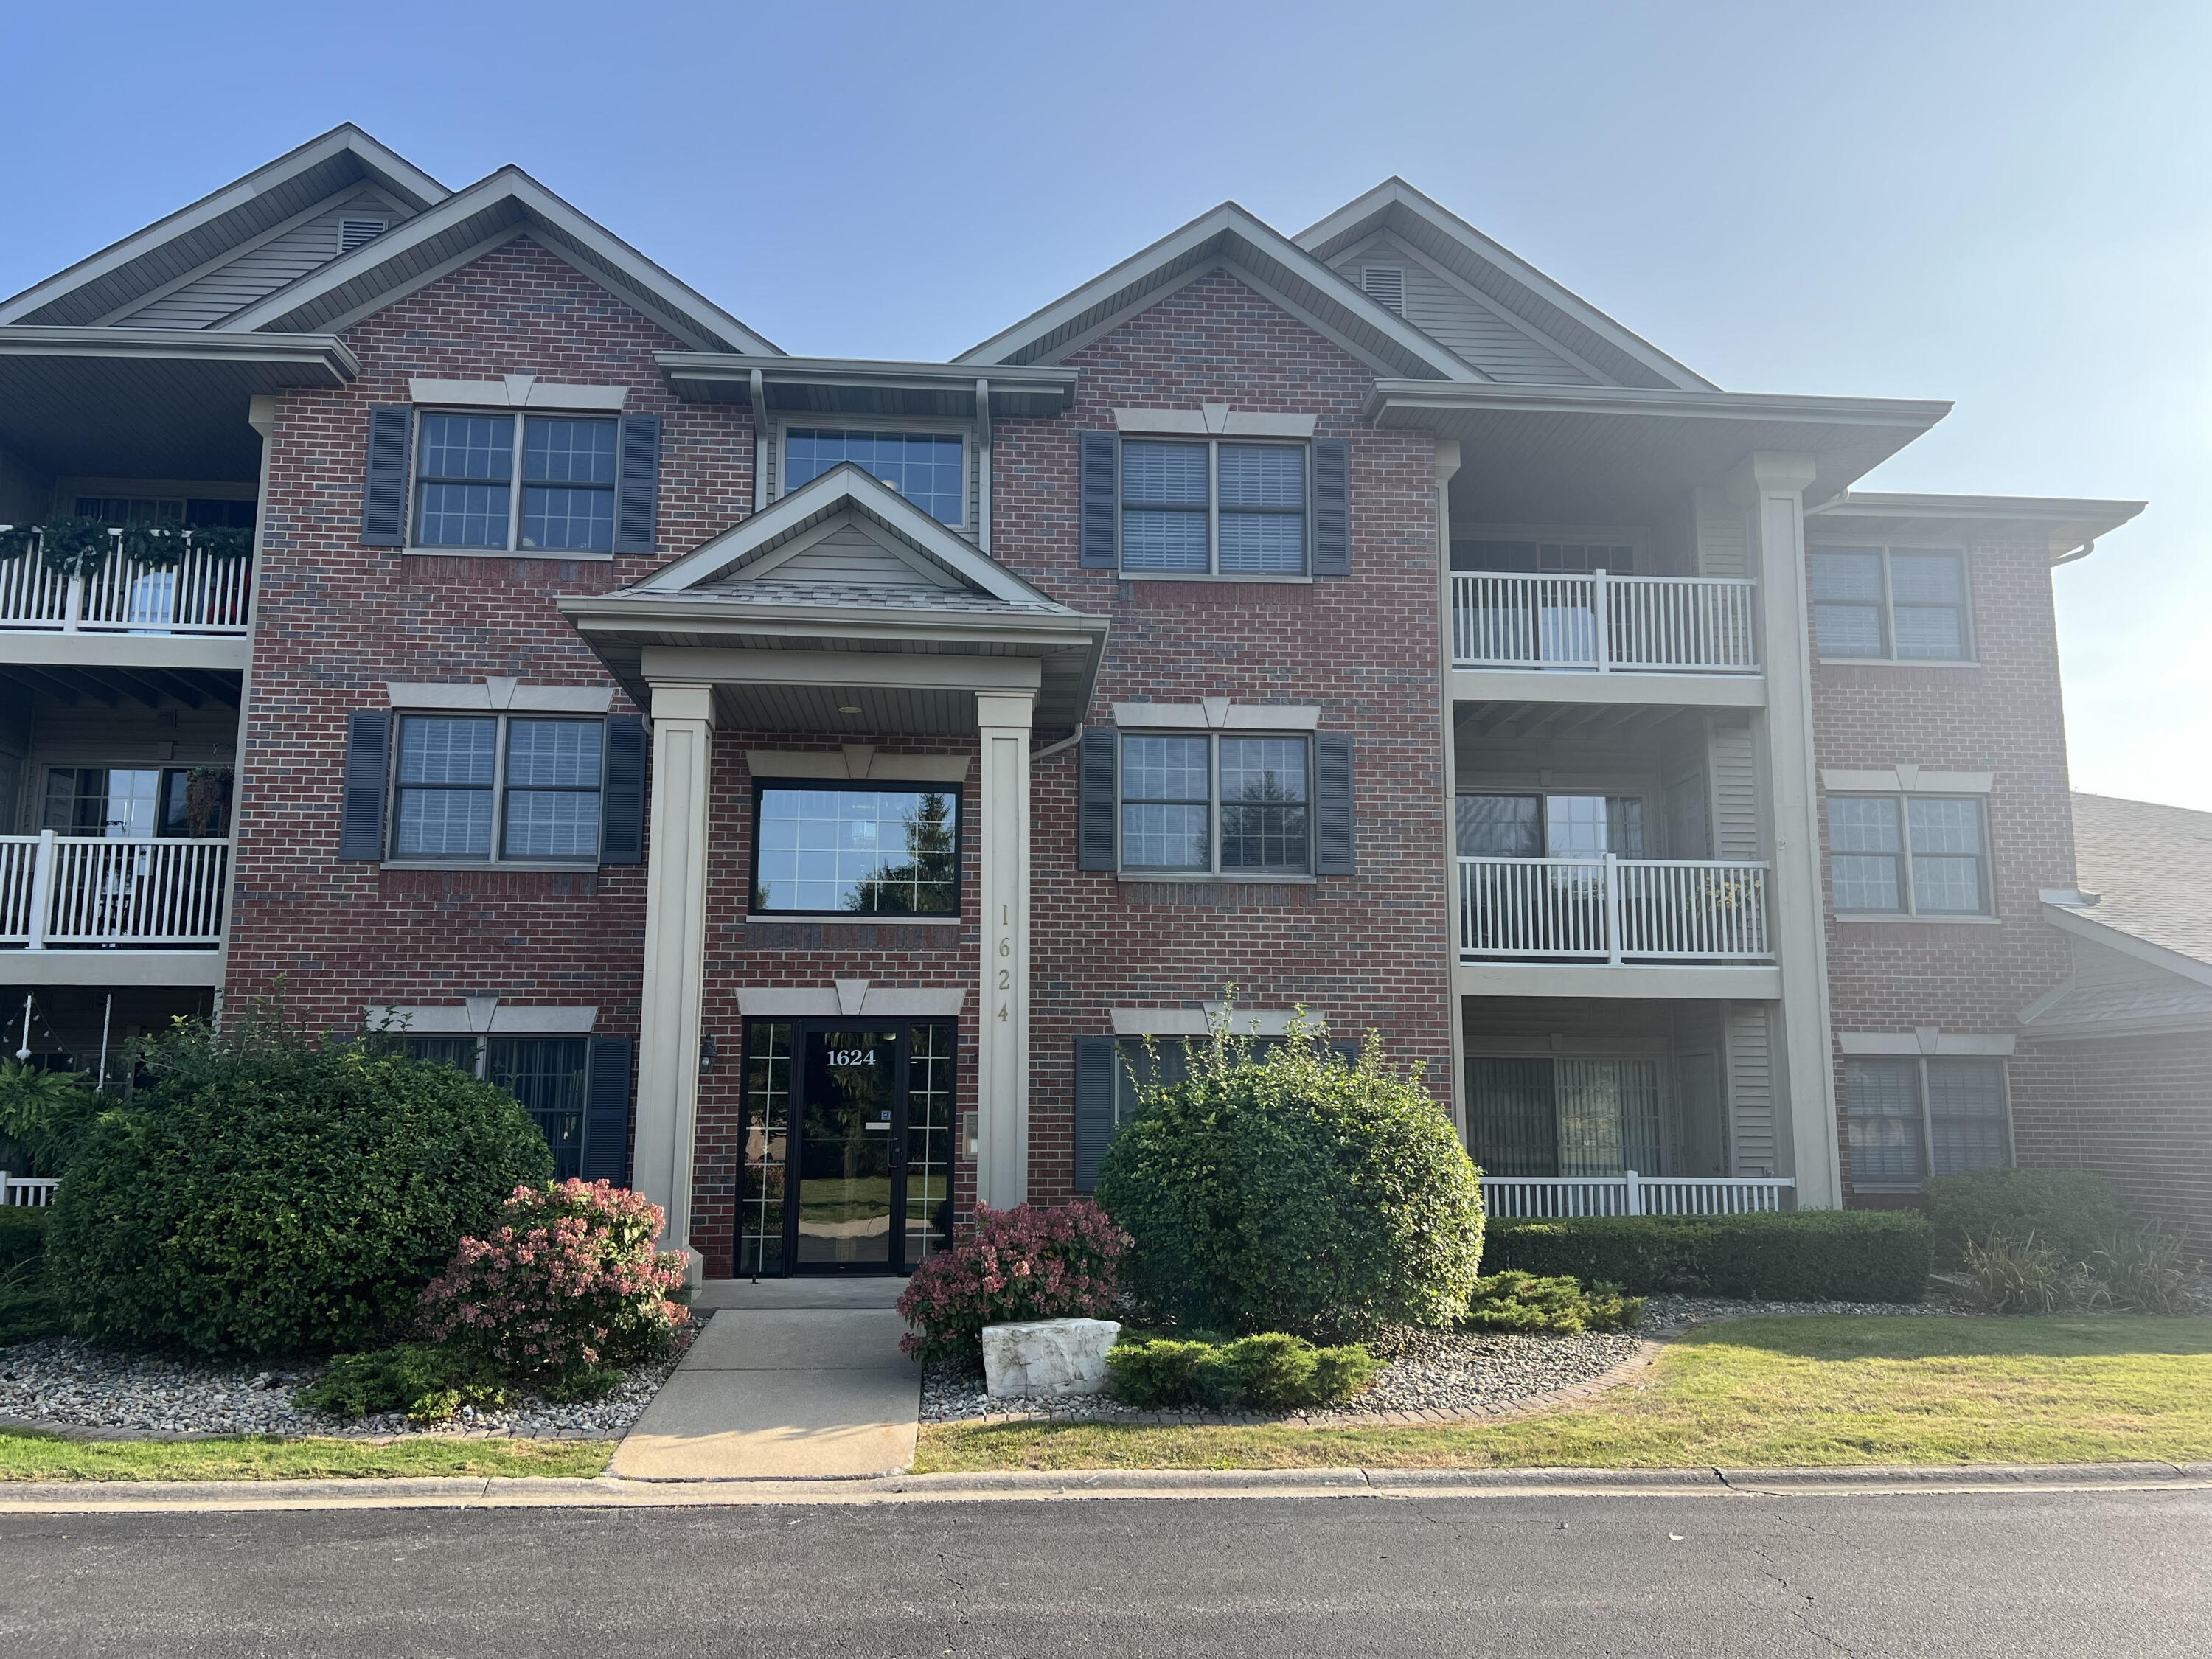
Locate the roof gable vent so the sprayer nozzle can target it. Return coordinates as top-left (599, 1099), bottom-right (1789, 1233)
top-left (338, 218), bottom-right (389, 254)
top-left (1361, 264), bottom-right (1406, 316)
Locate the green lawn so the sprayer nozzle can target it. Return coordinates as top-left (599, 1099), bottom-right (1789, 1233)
top-left (0, 1430), bottom-right (613, 1483)
top-left (914, 1316), bottom-right (2212, 1473)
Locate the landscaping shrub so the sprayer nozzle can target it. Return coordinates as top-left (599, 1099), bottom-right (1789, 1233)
top-left (1961, 1229), bottom-right (2077, 1314)
top-left (1924, 1167), bottom-right (2124, 1266)
top-left (46, 1008), bottom-right (553, 1357)
top-left (1106, 1332), bottom-right (1379, 1411)
top-left (1463, 1270), bottom-right (1644, 1333)
top-left (1096, 1020), bottom-right (1483, 1340)
top-left (0, 1207), bottom-right (61, 1344)
top-left (897, 1200), bottom-right (1126, 1363)
top-left (2090, 1226), bottom-right (2197, 1315)
top-left (0, 1060), bottom-right (102, 1176)
top-left (420, 1179), bottom-right (689, 1394)
top-left (294, 1342), bottom-right (513, 1427)
top-left (0, 1206), bottom-right (46, 1275)
top-left (1484, 1210), bottom-right (1931, 1303)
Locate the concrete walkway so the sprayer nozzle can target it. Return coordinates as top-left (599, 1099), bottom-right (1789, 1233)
top-left (610, 1278), bottom-right (919, 1481)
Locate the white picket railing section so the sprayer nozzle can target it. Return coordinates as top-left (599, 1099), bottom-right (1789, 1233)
top-left (0, 832), bottom-right (229, 950)
top-left (1450, 571), bottom-right (1759, 673)
top-left (1481, 1171), bottom-right (1796, 1218)
top-left (1458, 854), bottom-right (1771, 963)
top-left (1, 1172), bottom-right (61, 1207)
top-left (0, 531), bottom-right (252, 634)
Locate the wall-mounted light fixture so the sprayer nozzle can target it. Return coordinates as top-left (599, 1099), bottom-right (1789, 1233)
top-left (700, 1032), bottom-right (718, 1075)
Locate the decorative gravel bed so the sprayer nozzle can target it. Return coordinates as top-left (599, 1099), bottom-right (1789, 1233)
top-left (1642, 1292), bottom-right (1969, 1329)
top-left (0, 1312), bottom-right (707, 1441)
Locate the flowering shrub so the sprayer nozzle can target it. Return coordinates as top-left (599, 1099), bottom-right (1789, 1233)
top-left (419, 1179), bottom-right (690, 1385)
top-left (896, 1201), bottom-right (1127, 1362)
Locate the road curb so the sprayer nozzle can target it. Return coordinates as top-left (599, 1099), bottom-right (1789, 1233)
top-left (2, 1460), bottom-right (2209, 1514)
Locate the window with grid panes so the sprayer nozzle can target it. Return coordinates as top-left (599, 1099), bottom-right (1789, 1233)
top-left (1120, 439), bottom-right (1307, 574)
top-left (1809, 546), bottom-right (1972, 661)
top-left (390, 714), bottom-right (604, 863)
top-left (1119, 734), bottom-right (1310, 874)
top-left (400, 1034), bottom-right (591, 1180)
top-left (782, 429), bottom-right (965, 525)
top-left (413, 411), bottom-right (618, 552)
top-left (1844, 1056), bottom-right (2011, 1189)
top-left (750, 785), bottom-right (959, 914)
top-left (1826, 794), bottom-right (1990, 916)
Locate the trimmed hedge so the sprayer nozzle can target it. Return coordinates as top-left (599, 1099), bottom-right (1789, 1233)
top-left (1923, 1167), bottom-right (2124, 1265)
top-left (1482, 1210), bottom-right (1932, 1304)
top-left (1107, 1333), bottom-right (1379, 1411)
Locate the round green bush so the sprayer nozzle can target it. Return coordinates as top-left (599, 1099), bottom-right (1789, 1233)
top-left (1923, 1166), bottom-right (2124, 1265)
top-left (1096, 1023), bottom-right (1484, 1340)
top-left (46, 1015), bottom-right (552, 1357)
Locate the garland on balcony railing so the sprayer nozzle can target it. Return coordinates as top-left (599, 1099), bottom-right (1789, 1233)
top-left (0, 518), bottom-right (254, 579)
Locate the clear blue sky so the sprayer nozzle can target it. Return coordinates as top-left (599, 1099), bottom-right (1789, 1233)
top-left (4, 2), bottom-right (2204, 807)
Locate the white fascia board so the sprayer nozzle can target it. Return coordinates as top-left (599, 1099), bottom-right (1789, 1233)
top-left (1295, 178), bottom-right (1715, 392)
top-left (0, 124), bottom-right (449, 325)
top-left (0, 327), bottom-right (358, 379)
top-left (956, 201), bottom-right (1475, 383)
top-left (2041, 903), bottom-right (2212, 990)
top-left (1366, 379), bottom-right (1953, 430)
top-left (639, 462), bottom-right (1055, 605)
top-left (214, 167), bottom-right (781, 355)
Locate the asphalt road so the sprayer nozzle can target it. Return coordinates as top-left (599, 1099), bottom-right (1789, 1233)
top-left (3, 1488), bottom-right (2209, 1657)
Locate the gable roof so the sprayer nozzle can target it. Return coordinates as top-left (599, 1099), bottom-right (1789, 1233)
top-left (211, 164), bottom-right (780, 354)
top-left (957, 202), bottom-right (1479, 382)
top-left (0, 125), bottom-right (448, 328)
top-left (1297, 178), bottom-right (1714, 392)
top-left (2062, 793), bottom-right (2212, 975)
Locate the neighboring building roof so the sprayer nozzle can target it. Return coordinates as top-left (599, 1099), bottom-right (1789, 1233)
top-left (2067, 793), bottom-right (2212, 972)
top-left (1807, 492), bottom-right (2146, 566)
top-left (956, 201), bottom-right (1480, 383)
top-left (1296, 178), bottom-right (1714, 392)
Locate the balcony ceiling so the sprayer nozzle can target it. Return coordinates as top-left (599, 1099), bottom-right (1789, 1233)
top-left (0, 662), bottom-right (240, 712)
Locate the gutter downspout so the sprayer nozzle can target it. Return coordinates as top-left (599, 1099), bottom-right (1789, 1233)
top-left (748, 367), bottom-right (768, 514)
top-left (975, 378), bottom-right (992, 554)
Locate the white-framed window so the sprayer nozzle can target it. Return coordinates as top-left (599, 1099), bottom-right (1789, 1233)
top-left (1809, 545), bottom-right (1972, 661)
top-left (1119, 733), bottom-right (1310, 875)
top-left (1121, 439), bottom-right (1308, 576)
top-left (389, 713), bottom-right (605, 863)
top-left (1826, 793), bottom-right (1991, 917)
top-left (1455, 793), bottom-right (1648, 858)
top-left (781, 425), bottom-right (967, 526)
top-left (1844, 1056), bottom-right (2011, 1189)
top-left (412, 409), bottom-right (619, 553)
top-left (1449, 535), bottom-right (1640, 576)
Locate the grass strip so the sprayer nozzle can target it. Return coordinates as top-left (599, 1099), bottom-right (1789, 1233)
top-left (0, 1430), bottom-right (613, 1483)
top-left (914, 1315), bottom-right (2212, 1473)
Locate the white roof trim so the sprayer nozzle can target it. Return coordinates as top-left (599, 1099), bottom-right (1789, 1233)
top-left (639, 463), bottom-right (1056, 606)
top-left (1295, 178), bottom-right (1714, 392)
top-left (0, 124), bottom-right (449, 326)
top-left (956, 201), bottom-right (1477, 383)
top-left (2042, 902), bottom-right (2212, 989)
top-left (213, 166), bottom-right (781, 355)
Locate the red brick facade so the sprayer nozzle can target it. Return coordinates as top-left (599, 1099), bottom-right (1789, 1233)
top-left (2011, 1034), bottom-right (2212, 1247)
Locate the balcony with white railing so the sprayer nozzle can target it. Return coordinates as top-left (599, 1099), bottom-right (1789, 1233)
top-left (0, 530), bottom-right (253, 636)
top-left (0, 831), bottom-right (229, 952)
top-left (1481, 1170), bottom-right (1795, 1218)
top-left (1, 1172), bottom-right (61, 1207)
top-left (1458, 853), bottom-right (1772, 964)
top-left (1451, 570), bottom-right (1758, 675)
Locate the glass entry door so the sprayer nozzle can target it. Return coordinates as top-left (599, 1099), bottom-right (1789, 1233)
top-left (740, 1021), bottom-right (956, 1276)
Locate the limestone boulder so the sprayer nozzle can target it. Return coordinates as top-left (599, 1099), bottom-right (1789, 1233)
top-left (980, 1318), bottom-right (1122, 1398)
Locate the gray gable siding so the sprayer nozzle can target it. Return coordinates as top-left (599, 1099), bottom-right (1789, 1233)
top-left (754, 520), bottom-right (960, 587)
top-left (1335, 238), bottom-right (1594, 385)
top-left (122, 189), bottom-right (407, 330)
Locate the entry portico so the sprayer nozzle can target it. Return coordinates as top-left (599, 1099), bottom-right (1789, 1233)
top-left (560, 463), bottom-right (1108, 1264)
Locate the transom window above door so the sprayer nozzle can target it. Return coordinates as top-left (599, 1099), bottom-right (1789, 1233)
top-left (783, 430), bottom-right (964, 526)
top-left (414, 411), bottom-right (619, 552)
top-left (1121, 440), bottom-right (1308, 575)
top-left (1455, 793), bottom-right (1646, 859)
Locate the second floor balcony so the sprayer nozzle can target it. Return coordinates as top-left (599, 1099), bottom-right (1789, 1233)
top-left (0, 530), bottom-right (253, 637)
top-left (1458, 852), bottom-right (1773, 964)
top-left (1450, 570), bottom-right (1758, 675)
top-left (0, 831), bottom-right (229, 954)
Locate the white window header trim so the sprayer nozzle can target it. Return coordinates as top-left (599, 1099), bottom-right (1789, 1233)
top-left (366, 999), bottom-right (598, 1035)
top-left (386, 678), bottom-right (614, 713)
top-left (1111, 1006), bottom-right (1305, 1037)
top-left (1822, 766), bottom-right (1992, 794)
top-left (1839, 1029), bottom-right (2016, 1057)
top-left (406, 376), bottom-right (628, 411)
top-left (734, 983), bottom-right (967, 1018)
top-left (745, 747), bottom-right (969, 783)
top-left (1114, 406), bottom-right (1317, 438)
top-left (1111, 700), bottom-right (1321, 731)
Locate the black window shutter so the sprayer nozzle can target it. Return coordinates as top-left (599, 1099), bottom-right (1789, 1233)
top-left (613, 412), bottom-right (662, 554)
top-left (360, 406), bottom-right (411, 546)
top-left (600, 714), bottom-right (647, 865)
top-left (1329, 1038), bottom-right (1363, 1070)
top-left (1073, 1036), bottom-right (1119, 1192)
top-left (338, 710), bottom-right (392, 860)
top-left (1311, 437), bottom-right (1349, 576)
top-left (1314, 731), bottom-right (1354, 874)
top-left (1078, 727), bottom-right (1118, 870)
top-left (1079, 431), bottom-right (1119, 568)
top-left (582, 1035), bottom-right (635, 1183)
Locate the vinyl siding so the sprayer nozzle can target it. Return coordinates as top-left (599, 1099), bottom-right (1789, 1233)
top-left (1725, 1001), bottom-right (1778, 1176)
top-left (1335, 239), bottom-right (1594, 385)
top-left (122, 189), bottom-right (403, 330)
top-left (1711, 717), bottom-right (1760, 860)
top-left (762, 521), bottom-right (953, 585)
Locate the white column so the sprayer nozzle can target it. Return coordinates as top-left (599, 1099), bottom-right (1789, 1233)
top-left (633, 680), bottom-right (716, 1264)
top-left (1433, 439), bottom-right (1467, 1136)
top-left (1728, 452), bottom-right (1842, 1209)
top-left (974, 690), bottom-right (1034, 1208)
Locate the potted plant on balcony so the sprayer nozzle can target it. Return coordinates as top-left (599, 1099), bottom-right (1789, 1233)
top-left (184, 768), bottom-right (232, 838)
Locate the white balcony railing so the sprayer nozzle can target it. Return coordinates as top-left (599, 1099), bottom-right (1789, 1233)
top-left (0, 832), bottom-right (229, 950)
top-left (1, 1172), bottom-right (61, 1207)
top-left (1482, 1171), bottom-right (1795, 1218)
top-left (1451, 571), bottom-right (1758, 673)
top-left (1458, 854), bottom-right (1773, 964)
top-left (0, 531), bottom-right (252, 634)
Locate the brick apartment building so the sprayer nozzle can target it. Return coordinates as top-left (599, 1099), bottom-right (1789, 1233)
top-left (0, 127), bottom-right (2166, 1275)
